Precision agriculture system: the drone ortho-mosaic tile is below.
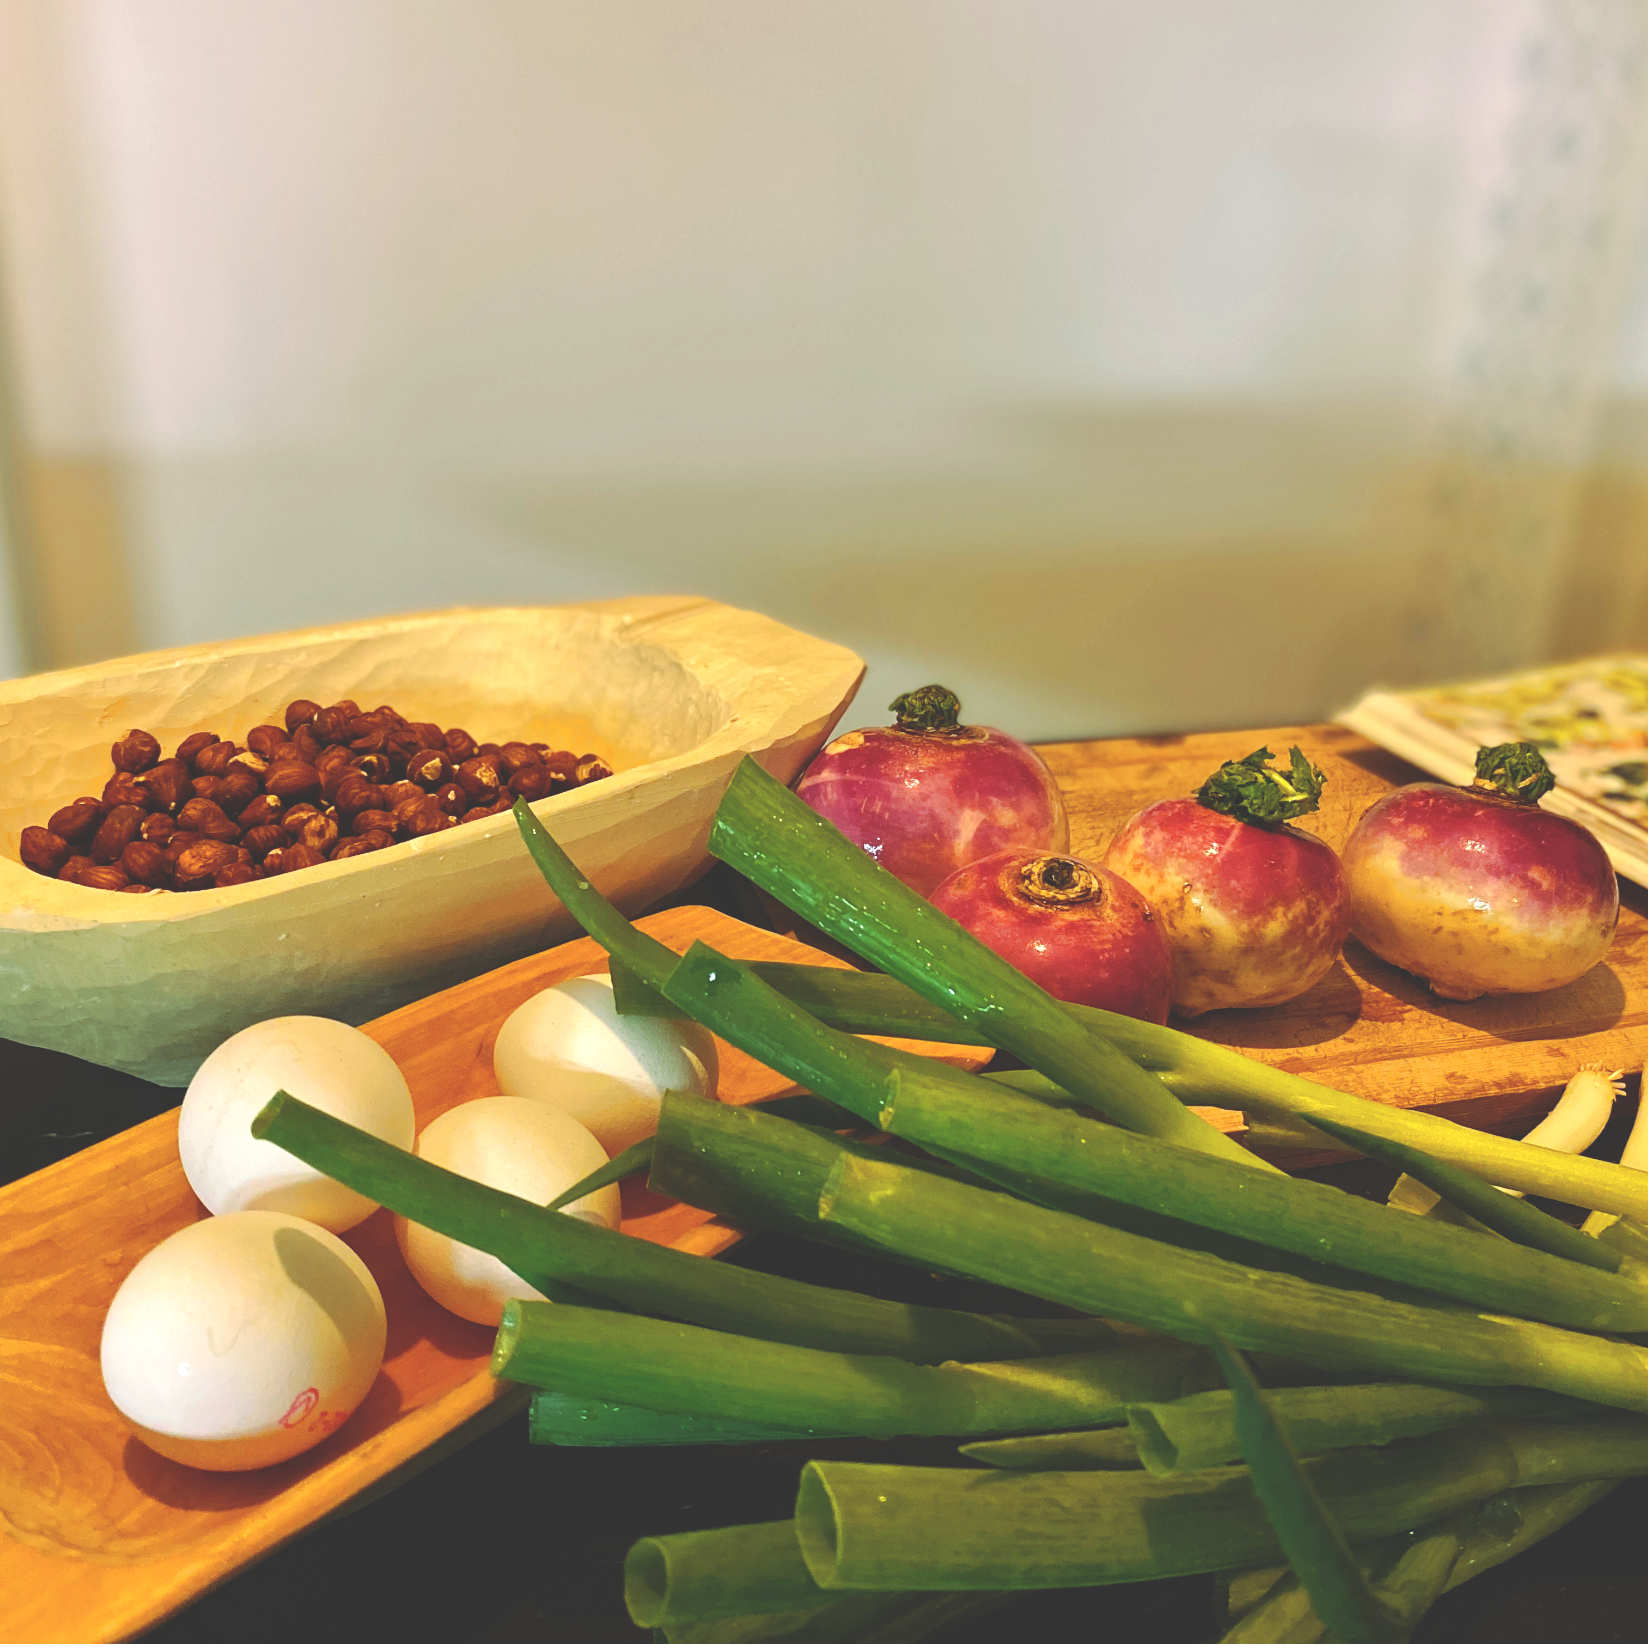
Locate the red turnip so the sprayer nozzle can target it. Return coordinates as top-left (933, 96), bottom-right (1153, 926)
top-left (929, 849), bottom-right (1173, 1022)
top-left (1104, 746), bottom-right (1348, 1016)
top-left (794, 685), bottom-right (1067, 897)
top-left (1342, 742), bottom-right (1618, 1000)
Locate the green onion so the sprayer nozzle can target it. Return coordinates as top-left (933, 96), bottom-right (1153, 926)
top-left (654, 948), bottom-right (1648, 1334)
top-left (1210, 1335), bottom-right (1401, 1642)
top-left (544, 1136), bottom-right (654, 1212)
top-left (1302, 1112), bottom-right (1620, 1272)
top-left (706, 756), bottom-right (1261, 1166)
top-left (248, 1090), bottom-right (1134, 1362)
top-left (791, 1417), bottom-right (1648, 1591)
top-left (625, 1522), bottom-right (1007, 1640)
top-left (511, 797), bottom-right (682, 993)
top-left (492, 1298), bottom-right (1219, 1439)
top-left (672, 958), bottom-right (1648, 1218)
top-left (1223, 1480), bottom-right (1618, 1643)
top-left (624, 1522), bottom-right (829, 1629)
top-left (526, 1391), bottom-right (828, 1448)
top-left (1125, 1381), bottom-right (1587, 1475)
top-left (815, 1151), bottom-right (1648, 1410)
top-left (958, 1426), bottom-right (1143, 1469)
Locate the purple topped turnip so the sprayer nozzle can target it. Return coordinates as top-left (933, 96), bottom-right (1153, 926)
top-left (1342, 742), bottom-right (1618, 1000)
top-left (1104, 746), bottom-right (1349, 1017)
top-left (928, 848), bottom-right (1173, 1023)
top-left (794, 685), bottom-right (1067, 897)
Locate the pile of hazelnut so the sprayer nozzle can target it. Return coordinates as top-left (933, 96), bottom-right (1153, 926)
top-left (18, 698), bottom-right (614, 893)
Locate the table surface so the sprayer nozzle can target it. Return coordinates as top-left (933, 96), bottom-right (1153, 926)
top-left (5, 722), bottom-right (1648, 1645)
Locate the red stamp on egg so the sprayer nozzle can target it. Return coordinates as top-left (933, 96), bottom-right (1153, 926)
top-left (280, 1386), bottom-right (320, 1428)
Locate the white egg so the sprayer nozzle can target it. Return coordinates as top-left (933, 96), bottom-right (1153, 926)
top-left (178, 1015), bottom-right (415, 1232)
top-left (100, 1210), bottom-right (387, 1472)
top-left (491, 972), bottom-right (718, 1153)
top-left (394, 1094), bottom-right (621, 1326)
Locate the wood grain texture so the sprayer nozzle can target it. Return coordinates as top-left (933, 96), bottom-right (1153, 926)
top-left (0, 906), bottom-right (988, 1646)
top-left (0, 598), bottom-right (864, 1084)
top-left (1036, 722), bottom-right (1648, 1139)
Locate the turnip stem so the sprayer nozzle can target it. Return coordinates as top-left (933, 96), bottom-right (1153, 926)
top-left (654, 954), bottom-right (1648, 1333)
top-left (815, 1151), bottom-right (1648, 1410)
top-left (792, 1418), bottom-right (1648, 1591)
top-left (707, 756), bottom-right (1264, 1167)
top-left (249, 1091), bottom-right (1130, 1362)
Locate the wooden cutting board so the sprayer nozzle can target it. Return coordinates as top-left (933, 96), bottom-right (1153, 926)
top-left (0, 906), bottom-right (989, 1646)
top-left (1035, 721), bottom-right (1648, 1139)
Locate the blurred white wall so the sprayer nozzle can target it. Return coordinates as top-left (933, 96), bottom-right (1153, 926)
top-left (2, 0), bottom-right (1646, 737)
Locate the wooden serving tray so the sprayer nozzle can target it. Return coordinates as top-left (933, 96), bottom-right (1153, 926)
top-left (0, 906), bottom-right (988, 1646)
top-left (1037, 721), bottom-right (1648, 1140)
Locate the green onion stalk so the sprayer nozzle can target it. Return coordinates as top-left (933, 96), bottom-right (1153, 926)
top-left (492, 1297), bottom-right (1221, 1440)
top-left (814, 1150), bottom-right (1648, 1412)
top-left (623, 954), bottom-right (1648, 1219)
top-left (701, 758), bottom-right (1265, 1168)
top-left (653, 951), bottom-right (1648, 1335)
top-left (248, 1091), bottom-right (1132, 1363)
top-left (790, 1417), bottom-right (1648, 1592)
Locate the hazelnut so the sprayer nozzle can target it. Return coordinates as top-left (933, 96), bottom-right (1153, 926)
top-left (102, 773), bottom-right (150, 810)
top-left (575, 754), bottom-right (614, 785)
top-left (139, 814), bottom-right (178, 846)
top-left (455, 755), bottom-right (502, 802)
top-left (312, 702), bottom-right (358, 743)
top-left (173, 838), bottom-right (239, 885)
top-left (228, 749), bottom-right (269, 777)
top-left (264, 842), bottom-right (325, 876)
top-left (291, 724), bottom-right (323, 763)
top-left (330, 833), bottom-right (387, 860)
top-left (284, 698), bottom-right (321, 732)
top-left (49, 797), bottom-right (104, 841)
top-left (57, 854), bottom-right (96, 882)
top-left (215, 768), bottom-right (262, 811)
top-left (294, 811), bottom-right (339, 853)
top-left (20, 826), bottom-right (70, 876)
top-left (335, 775), bottom-right (386, 817)
top-left (358, 751), bottom-right (393, 782)
top-left (405, 803), bottom-right (453, 838)
top-left (213, 861), bottom-right (262, 888)
top-left (508, 764), bottom-right (553, 801)
top-left (280, 801), bottom-right (327, 833)
top-left (242, 824), bottom-right (288, 860)
top-left (443, 727), bottom-right (477, 763)
top-left (111, 728), bottom-right (162, 773)
top-left (265, 759), bottom-right (321, 800)
top-left (191, 776), bottom-right (226, 802)
top-left (192, 740), bottom-right (238, 776)
top-left (74, 863), bottom-right (131, 891)
top-left (406, 747), bottom-right (451, 788)
top-left (142, 760), bottom-right (191, 812)
top-left (351, 808), bottom-right (398, 837)
top-left (177, 798), bottom-right (240, 842)
top-left (175, 731), bottom-right (219, 765)
top-left (90, 804), bottom-right (144, 864)
top-left (434, 780), bottom-right (467, 813)
top-left (381, 780), bottom-right (423, 809)
top-left (246, 724), bottom-right (287, 759)
top-left (238, 793), bottom-right (285, 830)
top-left (120, 840), bottom-right (170, 887)
top-left (497, 741), bottom-right (539, 777)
